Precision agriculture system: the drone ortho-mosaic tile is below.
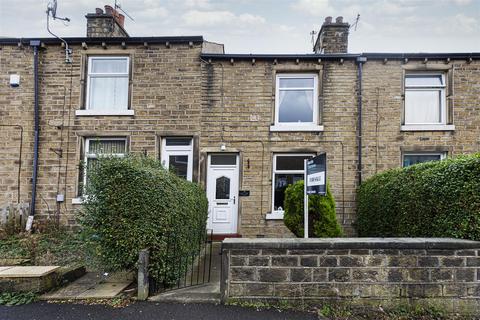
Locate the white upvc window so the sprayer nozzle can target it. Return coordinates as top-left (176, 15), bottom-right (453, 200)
top-left (267, 153), bottom-right (314, 220)
top-left (404, 73), bottom-right (446, 126)
top-left (402, 152), bottom-right (446, 167)
top-left (83, 56), bottom-right (130, 115)
top-left (161, 137), bottom-right (193, 181)
top-left (83, 137), bottom-right (127, 192)
top-left (271, 74), bottom-right (322, 132)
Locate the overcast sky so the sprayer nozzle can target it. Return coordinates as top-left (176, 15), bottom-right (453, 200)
top-left (0, 0), bottom-right (479, 53)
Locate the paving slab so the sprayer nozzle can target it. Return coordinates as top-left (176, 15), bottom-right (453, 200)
top-left (0, 266), bottom-right (60, 278)
top-left (77, 282), bottom-right (132, 299)
top-left (41, 271), bottom-right (132, 300)
top-left (0, 267), bottom-right (13, 272)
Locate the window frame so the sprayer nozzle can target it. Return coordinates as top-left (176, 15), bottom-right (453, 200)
top-left (84, 56), bottom-right (131, 113)
top-left (82, 137), bottom-right (127, 195)
top-left (268, 153), bottom-right (314, 220)
top-left (402, 151), bottom-right (447, 167)
top-left (403, 72), bottom-right (447, 126)
top-left (272, 73), bottom-right (321, 131)
top-left (161, 137), bottom-right (194, 181)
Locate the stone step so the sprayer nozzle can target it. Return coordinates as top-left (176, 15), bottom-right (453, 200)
top-left (0, 266), bottom-right (61, 293)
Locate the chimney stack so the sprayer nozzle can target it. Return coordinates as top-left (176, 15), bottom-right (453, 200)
top-left (314, 16), bottom-right (349, 54)
top-left (85, 5), bottom-right (129, 37)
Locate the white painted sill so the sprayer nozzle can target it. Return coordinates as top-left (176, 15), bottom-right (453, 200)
top-left (75, 109), bottom-right (135, 116)
top-left (71, 197), bottom-right (84, 205)
top-left (270, 124), bottom-right (324, 132)
top-left (266, 211), bottom-right (284, 220)
top-left (401, 124), bottom-right (455, 132)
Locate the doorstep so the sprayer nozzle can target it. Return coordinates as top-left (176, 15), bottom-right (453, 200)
top-left (210, 233), bottom-right (242, 241)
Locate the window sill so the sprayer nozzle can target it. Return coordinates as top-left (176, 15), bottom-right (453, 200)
top-left (71, 197), bottom-right (84, 205)
top-left (270, 124), bottom-right (324, 132)
top-left (266, 211), bottom-right (284, 220)
top-left (75, 110), bottom-right (134, 116)
top-left (401, 124), bottom-right (455, 132)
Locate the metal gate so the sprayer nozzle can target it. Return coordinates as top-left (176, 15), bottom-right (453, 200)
top-left (149, 229), bottom-right (213, 294)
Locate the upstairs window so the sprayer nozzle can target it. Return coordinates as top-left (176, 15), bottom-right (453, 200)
top-left (404, 73), bottom-right (446, 125)
top-left (161, 137), bottom-right (193, 181)
top-left (86, 56), bottom-right (129, 112)
top-left (272, 74), bottom-right (320, 131)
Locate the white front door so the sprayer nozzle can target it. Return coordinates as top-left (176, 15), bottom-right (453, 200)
top-left (206, 154), bottom-right (239, 234)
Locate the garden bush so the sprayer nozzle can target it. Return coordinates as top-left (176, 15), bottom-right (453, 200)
top-left (284, 180), bottom-right (343, 237)
top-left (357, 153), bottom-right (480, 240)
top-left (78, 155), bottom-right (208, 285)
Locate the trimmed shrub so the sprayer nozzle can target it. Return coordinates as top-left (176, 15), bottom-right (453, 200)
top-left (357, 153), bottom-right (480, 240)
top-left (78, 155), bottom-right (208, 285)
top-left (284, 180), bottom-right (343, 238)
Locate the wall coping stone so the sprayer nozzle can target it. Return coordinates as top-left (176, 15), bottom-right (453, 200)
top-left (222, 238), bottom-right (480, 250)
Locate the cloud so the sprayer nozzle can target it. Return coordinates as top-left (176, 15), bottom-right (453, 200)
top-left (182, 10), bottom-right (265, 27)
top-left (452, 0), bottom-right (472, 5)
top-left (292, 0), bottom-right (335, 16)
top-left (184, 0), bottom-right (212, 8)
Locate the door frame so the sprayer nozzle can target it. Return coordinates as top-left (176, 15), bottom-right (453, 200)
top-left (206, 153), bottom-right (240, 235)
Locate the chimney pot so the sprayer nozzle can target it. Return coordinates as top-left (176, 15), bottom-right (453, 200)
top-left (116, 13), bottom-right (125, 27)
top-left (336, 16), bottom-right (343, 23)
top-left (104, 5), bottom-right (114, 15)
top-left (95, 8), bottom-right (104, 14)
top-left (324, 16), bottom-right (333, 24)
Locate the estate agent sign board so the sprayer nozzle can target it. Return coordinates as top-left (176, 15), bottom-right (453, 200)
top-left (304, 153), bottom-right (327, 238)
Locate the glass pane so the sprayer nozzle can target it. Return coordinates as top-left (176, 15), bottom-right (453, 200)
top-left (169, 155), bottom-right (188, 179)
top-left (165, 138), bottom-right (192, 146)
top-left (276, 155), bottom-right (311, 171)
top-left (89, 77), bottom-right (129, 110)
top-left (405, 90), bottom-right (441, 124)
top-left (278, 90), bottom-right (313, 123)
top-left (279, 78), bottom-right (314, 88)
top-left (211, 155), bottom-right (236, 165)
top-left (403, 154), bottom-right (442, 167)
top-left (274, 173), bottom-right (304, 210)
top-left (405, 75), bottom-right (443, 86)
top-left (215, 176), bottom-right (230, 199)
top-left (91, 58), bottom-right (128, 73)
top-left (88, 140), bottom-right (126, 154)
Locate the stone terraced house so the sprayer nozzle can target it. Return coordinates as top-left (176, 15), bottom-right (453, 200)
top-left (1, 7), bottom-right (479, 237)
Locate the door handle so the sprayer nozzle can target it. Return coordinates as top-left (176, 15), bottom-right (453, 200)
top-left (233, 196), bottom-right (236, 204)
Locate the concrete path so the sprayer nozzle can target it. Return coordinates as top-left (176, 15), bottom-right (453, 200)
top-left (0, 301), bottom-right (318, 320)
top-left (41, 271), bottom-right (133, 300)
top-left (150, 242), bottom-right (222, 303)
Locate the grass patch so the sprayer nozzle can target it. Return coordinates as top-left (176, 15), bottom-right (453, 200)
top-left (0, 229), bottom-right (99, 270)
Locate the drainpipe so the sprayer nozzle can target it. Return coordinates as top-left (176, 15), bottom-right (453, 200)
top-left (356, 56), bottom-right (367, 186)
top-left (28, 40), bottom-right (41, 227)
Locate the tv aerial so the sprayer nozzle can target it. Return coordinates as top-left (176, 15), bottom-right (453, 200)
top-left (46, 0), bottom-right (72, 63)
top-left (114, 1), bottom-right (135, 21)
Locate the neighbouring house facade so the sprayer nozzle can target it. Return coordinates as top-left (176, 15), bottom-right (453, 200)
top-left (1, 8), bottom-right (479, 237)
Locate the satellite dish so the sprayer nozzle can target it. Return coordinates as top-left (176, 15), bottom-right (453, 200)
top-left (47, 0), bottom-right (58, 18)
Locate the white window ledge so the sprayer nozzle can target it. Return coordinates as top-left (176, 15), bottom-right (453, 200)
top-left (266, 211), bottom-right (284, 220)
top-left (75, 110), bottom-right (134, 116)
top-left (71, 197), bottom-right (84, 204)
top-left (401, 124), bottom-right (455, 132)
top-left (270, 124), bottom-right (324, 132)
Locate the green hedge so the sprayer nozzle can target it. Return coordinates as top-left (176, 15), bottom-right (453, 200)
top-left (284, 180), bottom-right (343, 238)
top-left (78, 155), bottom-right (208, 285)
top-left (357, 153), bottom-right (480, 240)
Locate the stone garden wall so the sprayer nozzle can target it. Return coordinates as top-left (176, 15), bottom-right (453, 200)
top-left (221, 238), bottom-right (480, 314)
